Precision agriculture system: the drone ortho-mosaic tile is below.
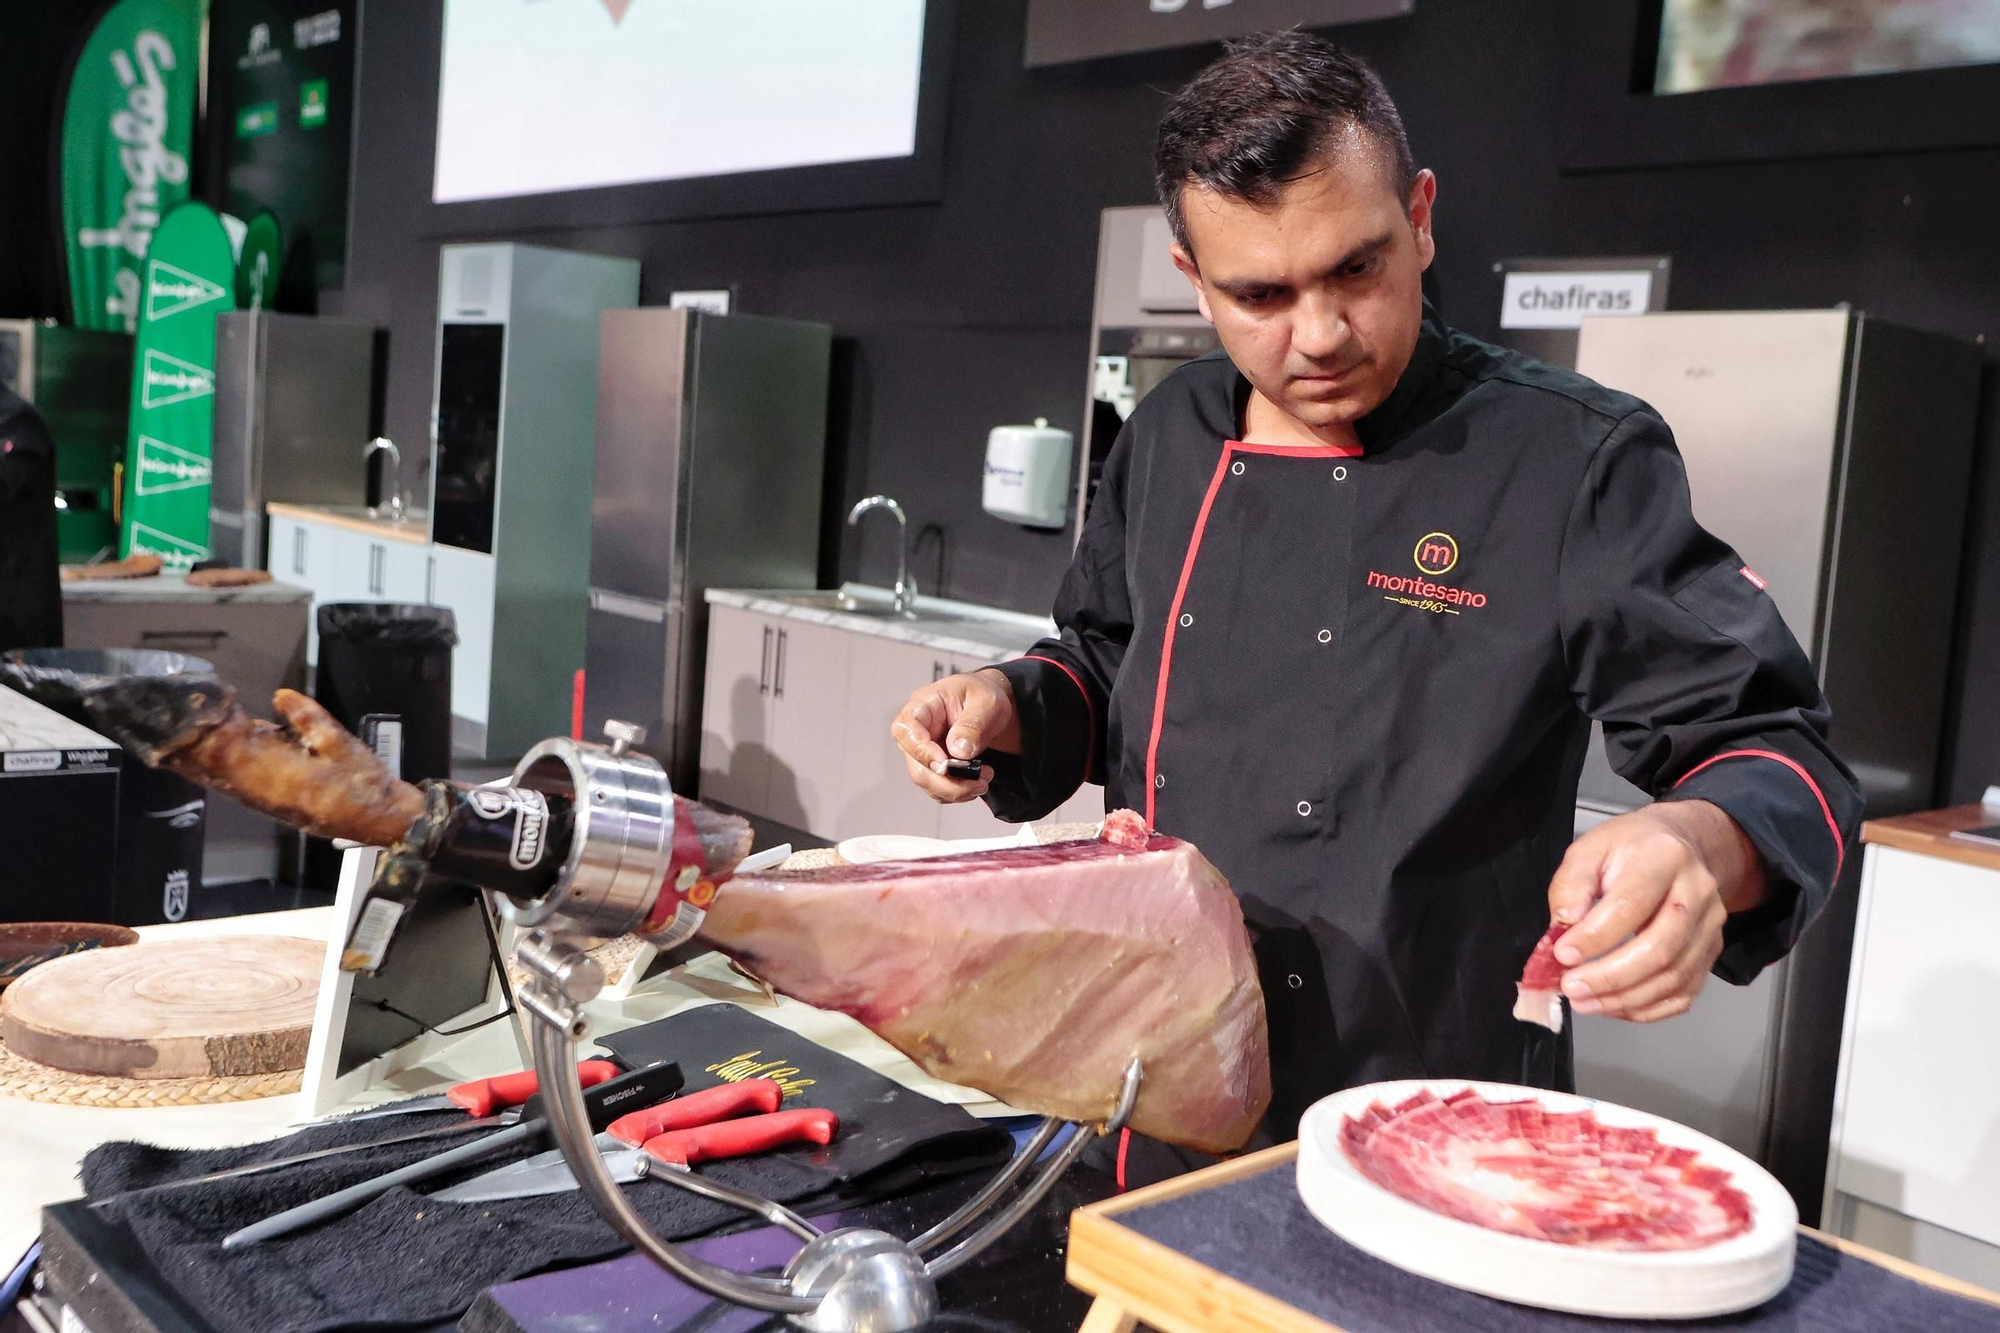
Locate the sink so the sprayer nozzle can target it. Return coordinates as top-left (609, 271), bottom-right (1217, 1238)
top-left (309, 504), bottom-right (428, 529)
top-left (780, 589), bottom-right (917, 619)
top-left (761, 585), bottom-right (1056, 638)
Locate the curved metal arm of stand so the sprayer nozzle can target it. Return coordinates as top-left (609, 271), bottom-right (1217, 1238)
top-left (910, 1117), bottom-right (1064, 1255)
top-left (634, 1158), bottom-right (824, 1243)
top-left (530, 1016), bottom-right (817, 1314)
top-left (921, 1059), bottom-right (1143, 1282)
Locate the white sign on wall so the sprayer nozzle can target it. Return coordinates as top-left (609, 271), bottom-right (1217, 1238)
top-left (1500, 270), bottom-right (1656, 330)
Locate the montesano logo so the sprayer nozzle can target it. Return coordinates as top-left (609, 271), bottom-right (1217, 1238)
top-left (135, 436), bottom-right (210, 494)
top-left (143, 258), bottom-right (228, 321)
top-left (1366, 531), bottom-right (1490, 616)
top-left (140, 348), bottom-right (213, 408)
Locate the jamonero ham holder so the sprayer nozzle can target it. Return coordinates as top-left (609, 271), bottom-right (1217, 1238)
top-left (76, 673), bottom-right (1273, 1333)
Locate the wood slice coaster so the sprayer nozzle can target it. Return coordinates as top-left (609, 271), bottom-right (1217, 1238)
top-left (0, 936), bottom-right (323, 1080)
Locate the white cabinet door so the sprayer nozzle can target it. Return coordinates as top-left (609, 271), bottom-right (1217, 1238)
top-left (268, 515), bottom-right (306, 580)
top-left (698, 605), bottom-right (775, 815)
top-left (833, 636), bottom-right (945, 842)
top-left (761, 619), bottom-right (852, 839)
top-left (372, 540), bottom-right (430, 603)
top-left (428, 543), bottom-right (496, 725)
top-left (291, 519), bottom-right (362, 664)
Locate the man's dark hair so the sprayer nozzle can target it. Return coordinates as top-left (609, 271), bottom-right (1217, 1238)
top-left (1155, 31), bottom-right (1416, 250)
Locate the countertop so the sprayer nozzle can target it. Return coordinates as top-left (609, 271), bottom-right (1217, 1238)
top-left (1861, 804), bottom-right (2000, 875)
top-left (59, 571), bottom-right (310, 603)
top-left (266, 501), bottom-right (431, 546)
top-left (706, 587), bottom-right (1057, 660)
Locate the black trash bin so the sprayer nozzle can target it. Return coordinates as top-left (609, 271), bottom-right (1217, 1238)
top-left (302, 603), bottom-right (457, 890)
top-left (0, 648), bottom-right (212, 924)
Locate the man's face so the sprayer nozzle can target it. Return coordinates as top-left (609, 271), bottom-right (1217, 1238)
top-left (1171, 134), bottom-right (1436, 431)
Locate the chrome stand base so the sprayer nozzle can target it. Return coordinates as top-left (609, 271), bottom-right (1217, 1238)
top-left (785, 1229), bottom-right (938, 1332)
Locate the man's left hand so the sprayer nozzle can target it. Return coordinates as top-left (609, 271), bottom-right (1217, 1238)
top-left (1544, 801), bottom-right (1767, 1023)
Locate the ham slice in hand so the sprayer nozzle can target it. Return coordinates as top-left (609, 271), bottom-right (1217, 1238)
top-left (1514, 922), bottom-right (1568, 1032)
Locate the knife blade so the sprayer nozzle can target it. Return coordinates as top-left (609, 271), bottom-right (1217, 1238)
top-left (429, 1132), bottom-right (649, 1203)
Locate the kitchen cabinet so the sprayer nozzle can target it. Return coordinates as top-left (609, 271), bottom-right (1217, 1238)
top-left (835, 635), bottom-right (959, 839)
top-left (699, 607), bottom-right (850, 836)
top-left (428, 543), bottom-right (497, 731)
top-left (700, 601), bottom-right (1107, 843)
top-left (1822, 809), bottom-right (2000, 1293)
top-left (698, 605), bottom-right (776, 817)
top-left (266, 505), bottom-right (499, 747)
top-left (759, 619), bottom-right (851, 836)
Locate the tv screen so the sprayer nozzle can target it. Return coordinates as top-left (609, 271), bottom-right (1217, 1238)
top-left (433, 0), bottom-right (928, 204)
top-left (1655, 0), bottom-right (2000, 95)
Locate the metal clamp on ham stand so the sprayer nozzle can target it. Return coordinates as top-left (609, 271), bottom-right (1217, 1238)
top-left (340, 720), bottom-right (1143, 1333)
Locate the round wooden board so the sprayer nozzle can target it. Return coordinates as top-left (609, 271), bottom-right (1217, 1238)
top-left (0, 936), bottom-right (323, 1079)
top-left (1297, 1079), bottom-right (1797, 1319)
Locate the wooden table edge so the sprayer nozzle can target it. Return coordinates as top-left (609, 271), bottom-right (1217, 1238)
top-left (1065, 1141), bottom-right (2000, 1331)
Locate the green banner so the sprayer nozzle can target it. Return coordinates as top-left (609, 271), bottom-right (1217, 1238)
top-left (237, 210), bottom-right (283, 310)
top-left (120, 202), bottom-right (235, 567)
top-left (59, 0), bottom-right (204, 334)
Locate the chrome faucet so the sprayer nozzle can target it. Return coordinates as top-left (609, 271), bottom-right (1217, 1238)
top-left (364, 437), bottom-right (405, 523)
top-left (847, 494), bottom-right (918, 616)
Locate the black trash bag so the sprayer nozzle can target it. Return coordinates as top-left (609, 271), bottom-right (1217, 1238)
top-left (0, 647), bottom-right (219, 717)
top-left (315, 603), bottom-right (458, 649)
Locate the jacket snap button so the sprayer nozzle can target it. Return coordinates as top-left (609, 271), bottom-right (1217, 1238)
top-left (1231, 461), bottom-right (1245, 476)
top-left (1155, 773), bottom-right (1166, 789)
top-left (1179, 612), bottom-right (1193, 628)
top-left (1297, 801), bottom-right (1312, 816)
top-left (1287, 974), bottom-right (1304, 990)
top-left (1334, 465), bottom-right (1348, 481)
top-left (1316, 628), bottom-right (1332, 644)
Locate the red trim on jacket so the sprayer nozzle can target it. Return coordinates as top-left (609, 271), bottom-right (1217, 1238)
top-left (1021, 653), bottom-right (1096, 785)
top-left (1672, 748), bottom-right (1846, 877)
top-left (1224, 437), bottom-right (1365, 458)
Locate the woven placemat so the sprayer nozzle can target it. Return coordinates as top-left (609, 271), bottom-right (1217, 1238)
top-left (0, 1034), bottom-right (302, 1106)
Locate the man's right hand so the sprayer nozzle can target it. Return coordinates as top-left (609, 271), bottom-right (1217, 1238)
top-left (891, 668), bottom-right (1021, 804)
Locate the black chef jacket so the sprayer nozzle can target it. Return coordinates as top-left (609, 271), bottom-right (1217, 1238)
top-left (985, 306), bottom-right (1863, 1146)
top-left (0, 386), bottom-right (62, 651)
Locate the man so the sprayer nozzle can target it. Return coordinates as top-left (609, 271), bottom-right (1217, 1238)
top-left (893, 33), bottom-right (1860, 1176)
top-left (0, 382), bottom-right (62, 651)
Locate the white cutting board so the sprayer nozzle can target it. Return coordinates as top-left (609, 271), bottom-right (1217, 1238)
top-left (1297, 1079), bottom-right (1798, 1319)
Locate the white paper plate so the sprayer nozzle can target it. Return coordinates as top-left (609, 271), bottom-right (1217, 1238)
top-left (1296, 1079), bottom-right (1797, 1319)
top-left (834, 822), bottom-right (1047, 865)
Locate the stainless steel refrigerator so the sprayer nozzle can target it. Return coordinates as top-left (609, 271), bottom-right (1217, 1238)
top-left (211, 311), bottom-right (377, 569)
top-left (583, 308), bottom-right (832, 794)
top-left (1571, 309), bottom-right (1980, 1220)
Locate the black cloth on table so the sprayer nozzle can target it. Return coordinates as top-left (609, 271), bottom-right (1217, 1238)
top-left (82, 1107), bottom-right (1006, 1333)
top-left (79, 1005), bottom-right (1014, 1333)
